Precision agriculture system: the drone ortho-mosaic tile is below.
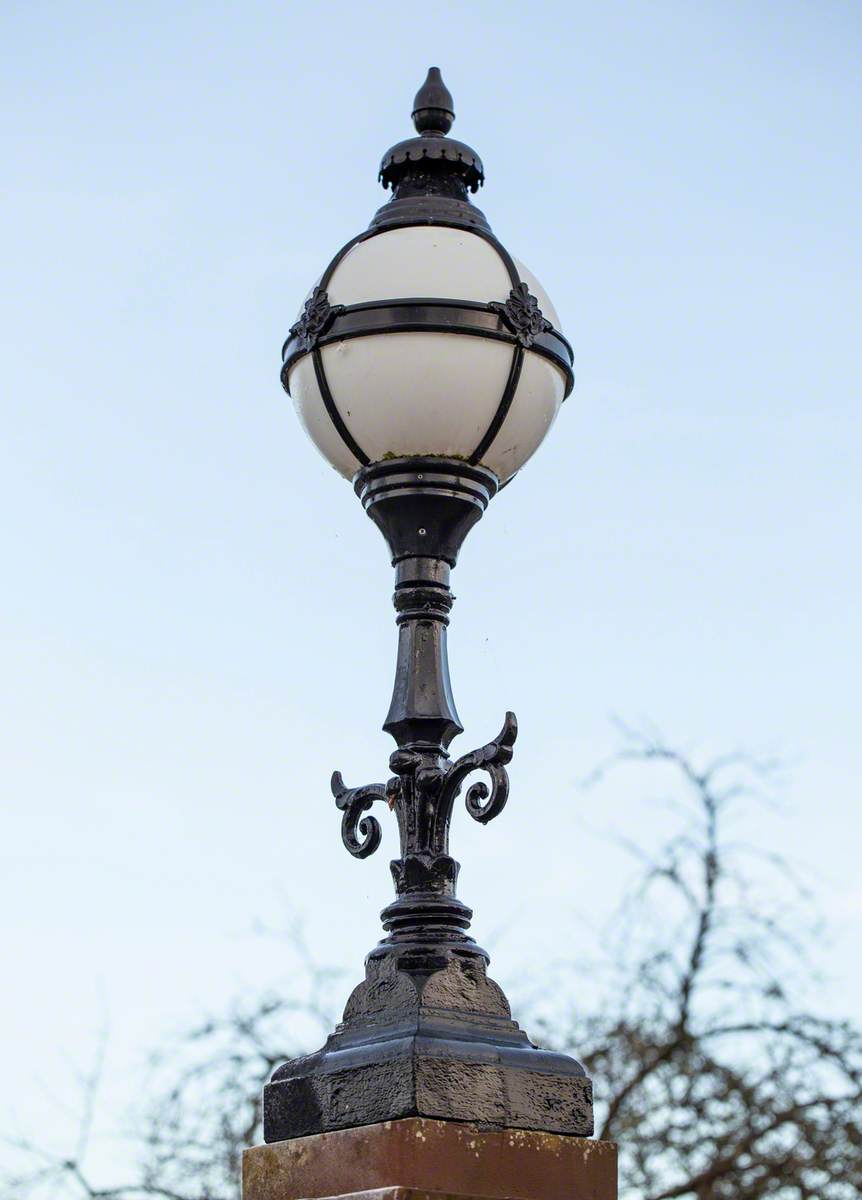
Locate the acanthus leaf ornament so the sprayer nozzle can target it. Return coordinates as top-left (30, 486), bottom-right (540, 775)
top-left (289, 286), bottom-right (344, 353)
top-left (490, 281), bottom-right (552, 348)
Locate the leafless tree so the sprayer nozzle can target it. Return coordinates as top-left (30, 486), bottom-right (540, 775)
top-left (532, 726), bottom-right (862, 1199)
top-left (4, 729), bottom-right (860, 1200)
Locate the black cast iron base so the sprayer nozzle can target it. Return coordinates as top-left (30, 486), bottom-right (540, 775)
top-left (263, 949), bottom-right (593, 1141)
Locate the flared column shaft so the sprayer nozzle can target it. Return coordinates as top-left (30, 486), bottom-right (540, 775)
top-left (383, 557), bottom-right (463, 752)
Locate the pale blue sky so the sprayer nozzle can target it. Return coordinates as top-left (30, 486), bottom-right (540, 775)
top-left (2, 0), bottom-right (860, 1174)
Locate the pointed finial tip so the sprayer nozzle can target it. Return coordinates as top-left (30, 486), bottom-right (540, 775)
top-left (412, 66), bottom-right (455, 135)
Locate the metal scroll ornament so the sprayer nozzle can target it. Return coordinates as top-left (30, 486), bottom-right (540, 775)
top-left (332, 712), bottom-right (517, 862)
top-left (331, 775), bottom-right (396, 860)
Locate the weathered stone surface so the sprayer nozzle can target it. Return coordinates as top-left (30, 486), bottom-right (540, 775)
top-left (246, 1193), bottom-right (586, 1200)
top-left (264, 954), bottom-right (593, 1142)
top-left (243, 1117), bottom-right (617, 1200)
top-left (263, 1193), bottom-right (514, 1200)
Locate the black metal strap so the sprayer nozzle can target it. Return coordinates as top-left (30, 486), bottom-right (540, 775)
top-left (282, 298), bottom-right (574, 397)
top-left (469, 345), bottom-right (524, 465)
top-left (312, 348), bottom-right (370, 466)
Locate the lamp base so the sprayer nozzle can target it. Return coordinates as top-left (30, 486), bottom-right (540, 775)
top-left (263, 951), bottom-right (592, 1143)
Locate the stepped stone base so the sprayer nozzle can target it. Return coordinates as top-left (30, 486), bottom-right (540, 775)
top-left (243, 1117), bottom-right (617, 1200)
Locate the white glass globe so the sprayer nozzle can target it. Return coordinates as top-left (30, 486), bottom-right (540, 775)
top-left (286, 225), bottom-right (568, 484)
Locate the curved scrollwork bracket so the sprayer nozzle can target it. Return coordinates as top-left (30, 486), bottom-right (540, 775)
top-left (441, 711), bottom-right (518, 825)
top-left (331, 772), bottom-right (397, 859)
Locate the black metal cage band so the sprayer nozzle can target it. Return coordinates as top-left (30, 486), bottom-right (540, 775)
top-left (469, 224), bottom-right (521, 290)
top-left (313, 219), bottom-right (518, 296)
top-left (312, 348), bottom-right (370, 466)
top-left (281, 221), bottom-right (572, 472)
top-left (282, 299), bottom-right (574, 396)
top-left (469, 345), bottom-right (524, 465)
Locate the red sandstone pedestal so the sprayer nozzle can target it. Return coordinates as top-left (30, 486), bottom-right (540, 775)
top-left (243, 1117), bottom-right (617, 1200)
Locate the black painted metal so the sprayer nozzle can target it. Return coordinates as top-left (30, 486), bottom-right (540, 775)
top-left (376, 66), bottom-right (484, 228)
top-left (287, 285), bottom-right (344, 354)
top-left (281, 297), bottom-right (573, 396)
top-left (379, 66), bottom-right (483, 198)
top-left (355, 457), bottom-right (497, 562)
top-left (411, 66), bottom-right (455, 135)
top-left (311, 348), bottom-right (369, 466)
top-left (264, 452), bottom-right (594, 1140)
top-left (322, 456), bottom-right (519, 968)
top-left (265, 74), bottom-right (591, 1143)
top-left (263, 952), bottom-right (594, 1141)
top-left (369, 191), bottom-right (492, 232)
top-left (492, 282), bottom-right (555, 348)
top-left (469, 345), bottom-right (524, 465)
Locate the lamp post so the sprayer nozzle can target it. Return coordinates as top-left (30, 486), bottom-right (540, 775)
top-left (253, 72), bottom-right (611, 1193)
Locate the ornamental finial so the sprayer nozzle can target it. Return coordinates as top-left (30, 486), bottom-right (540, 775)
top-left (412, 66), bottom-right (455, 135)
top-left (377, 68), bottom-right (484, 211)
